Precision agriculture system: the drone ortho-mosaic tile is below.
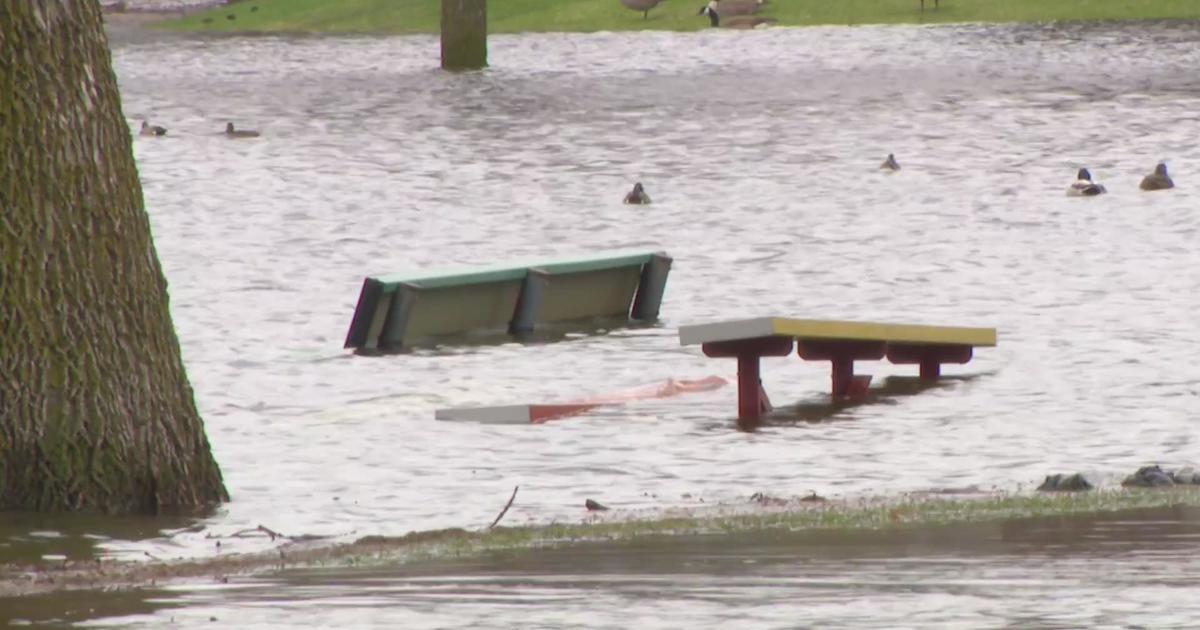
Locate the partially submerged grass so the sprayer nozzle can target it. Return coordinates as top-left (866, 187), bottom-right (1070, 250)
top-left (158, 0), bottom-right (1200, 35)
top-left (376, 486), bottom-right (1200, 563)
top-left (5, 485), bottom-right (1199, 597)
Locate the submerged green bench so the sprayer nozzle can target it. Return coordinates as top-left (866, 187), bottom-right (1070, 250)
top-left (344, 250), bottom-right (672, 351)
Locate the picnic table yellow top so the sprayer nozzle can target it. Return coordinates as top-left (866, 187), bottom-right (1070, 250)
top-left (678, 317), bottom-right (997, 348)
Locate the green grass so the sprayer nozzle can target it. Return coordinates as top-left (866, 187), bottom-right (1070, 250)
top-left (160, 0), bottom-right (1200, 35)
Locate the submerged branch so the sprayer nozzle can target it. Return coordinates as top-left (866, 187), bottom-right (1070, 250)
top-left (488, 486), bottom-right (520, 530)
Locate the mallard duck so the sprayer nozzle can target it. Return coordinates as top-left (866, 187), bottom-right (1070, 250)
top-left (624, 182), bottom-right (651, 205)
top-left (708, 0), bottom-right (766, 17)
top-left (620, 0), bottom-right (663, 19)
top-left (698, 4), bottom-right (775, 28)
top-left (139, 120), bottom-right (167, 136)
top-left (225, 122), bottom-right (260, 138)
top-left (1139, 163), bottom-right (1174, 191)
top-left (1067, 168), bottom-right (1106, 196)
top-left (880, 153), bottom-right (900, 171)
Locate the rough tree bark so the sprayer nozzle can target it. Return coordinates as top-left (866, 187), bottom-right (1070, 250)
top-left (0, 2), bottom-right (228, 512)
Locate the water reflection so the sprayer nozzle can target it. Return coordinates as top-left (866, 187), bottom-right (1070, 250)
top-left (0, 513), bottom-right (196, 565)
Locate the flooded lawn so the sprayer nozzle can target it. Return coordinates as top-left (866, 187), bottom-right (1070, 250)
top-left (5, 16), bottom-right (1200, 627)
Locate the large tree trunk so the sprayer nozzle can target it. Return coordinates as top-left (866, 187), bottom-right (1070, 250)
top-left (0, 2), bottom-right (228, 513)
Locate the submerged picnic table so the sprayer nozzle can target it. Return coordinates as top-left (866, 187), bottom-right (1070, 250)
top-left (679, 317), bottom-right (997, 425)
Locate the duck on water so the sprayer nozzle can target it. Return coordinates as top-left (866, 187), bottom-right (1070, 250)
top-left (139, 120), bottom-right (167, 136)
top-left (1139, 163), bottom-right (1174, 191)
top-left (1067, 168), bottom-right (1106, 196)
top-left (624, 182), bottom-right (652, 205)
top-left (225, 122), bottom-right (260, 138)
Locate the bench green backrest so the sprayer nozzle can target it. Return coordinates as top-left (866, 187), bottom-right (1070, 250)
top-left (345, 250), bottom-right (670, 350)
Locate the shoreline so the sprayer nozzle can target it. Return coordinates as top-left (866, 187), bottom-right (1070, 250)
top-left (4, 485), bottom-right (1199, 599)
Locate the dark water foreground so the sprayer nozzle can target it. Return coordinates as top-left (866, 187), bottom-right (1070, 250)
top-left (4, 505), bottom-right (1200, 628)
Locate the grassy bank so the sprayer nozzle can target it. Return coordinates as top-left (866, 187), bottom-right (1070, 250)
top-left (5, 486), bottom-right (1200, 597)
top-left (160, 0), bottom-right (1200, 34)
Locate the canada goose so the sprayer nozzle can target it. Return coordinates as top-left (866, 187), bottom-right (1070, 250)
top-left (624, 182), bottom-right (651, 205)
top-left (1067, 168), bottom-right (1106, 197)
top-left (620, 0), bottom-right (663, 19)
top-left (225, 122), bottom-right (260, 138)
top-left (1139, 163), bottom-right (1174, 191)
top-left (698, 4), bottom-right (775, 28)
top-left (880, 153), bottom-right (900, 171)
top-left (139, 120), bottom-right (167, 136)
top-left (708, 0), bottom-right (766, 17)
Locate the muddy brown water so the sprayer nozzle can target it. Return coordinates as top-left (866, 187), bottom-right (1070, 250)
top-left (4, 16), bottom-right (1200, 627)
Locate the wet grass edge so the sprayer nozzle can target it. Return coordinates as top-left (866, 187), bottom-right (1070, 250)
top-left (5, 486), bottom-right (1199, 597)
top-left (340, 487), bottom-right (1200, 566)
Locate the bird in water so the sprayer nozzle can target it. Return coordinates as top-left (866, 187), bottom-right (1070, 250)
top-left (1067, 168), bottom-right (1106, 196)
top-left (880, 153), bottom-right (900, 171)
top-left (139, 120), bottom-right (167, 136)
top-left (624, 182), bottom-right (652, 205)
top-left (225, 122), bottom-right (261, 138)
top-left (1139, 163), bottom-right (1174, 191)
top-left (697, 3), bottom-right (775, 28)
top-left (619, 0), bottom-right (663, 19)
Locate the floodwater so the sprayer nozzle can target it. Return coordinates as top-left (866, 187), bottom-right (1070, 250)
top-left (6, 16), bottom-right (1200, 627)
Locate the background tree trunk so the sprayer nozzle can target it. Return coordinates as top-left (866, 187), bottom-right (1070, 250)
top-left (441, 0), bottom-right (488, 70)
top-left (0, 1), bottom-right (228, 512)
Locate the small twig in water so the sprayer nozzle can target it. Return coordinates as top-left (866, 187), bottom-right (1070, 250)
top-left (226, 525), bottom-right (287, 540)
top-left (488, 486), bottom-right (519, 530)
top-left (256, 525), bottom-right (285, 541)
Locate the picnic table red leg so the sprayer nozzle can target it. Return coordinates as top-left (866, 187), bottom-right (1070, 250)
top-left (886, 344), bottom-right (973, 381)
top-left (919, 359), bottom-right (941, 380)
top-left (797, 340), bottom-right (887, 401)
top-left (737, 354), bottom-right (764, 421)
top-left (702, 336), bottom-right (793, 425)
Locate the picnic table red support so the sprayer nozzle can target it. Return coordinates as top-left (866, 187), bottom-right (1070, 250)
top-left (796, 339), bottom-right (887, 400)
top-left (886, 343), bottom-right (974, 380)
top-left (701, 336), bottom-right (794, 426)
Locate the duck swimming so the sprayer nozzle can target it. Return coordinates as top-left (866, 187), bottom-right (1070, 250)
top-left (139, 120), bottom-right (167, 136)
top-left (225, 122), bottom-right (260, 138)
top-left (1067, 168), bottom-right (1106, 196)
top-left (698, 4), bottom-right (775, 28)
top-left (624, 182), bottom-right (651, 205)
top-left (880, 153), bottom-right (900, 171)
top-left (1139, 163), bottom-right (1174, 191)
